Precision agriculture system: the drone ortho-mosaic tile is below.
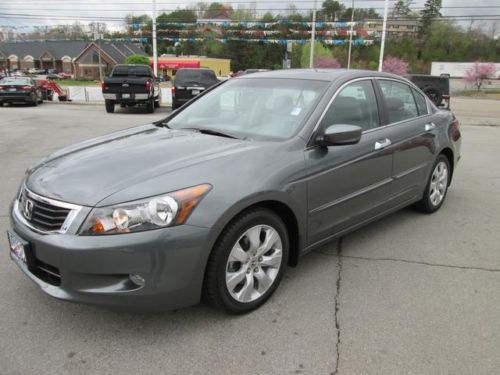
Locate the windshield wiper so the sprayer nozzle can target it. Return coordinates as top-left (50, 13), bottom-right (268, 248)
top-left (183, 127), bottom-right (239, 139)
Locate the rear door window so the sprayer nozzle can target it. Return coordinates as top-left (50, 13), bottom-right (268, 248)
top-left (377, 80), bottom-right (419, 124)
top-left (412, 88), bottom-right (429, 116)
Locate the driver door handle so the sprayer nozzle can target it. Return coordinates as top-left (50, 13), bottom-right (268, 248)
top-left (425, 122), bottom-right (436, 131)
top-left (374, 138), bottom-right (392, 150)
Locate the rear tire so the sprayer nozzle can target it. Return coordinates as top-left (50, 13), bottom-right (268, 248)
top-left (146, 97), bottom-right (154, 113)
top-left (414, 154), bottom-right (450, 213)
top-left (204, 207), bottom-right (289, 314)
top-left (105, 100), bottom-right (115, 113)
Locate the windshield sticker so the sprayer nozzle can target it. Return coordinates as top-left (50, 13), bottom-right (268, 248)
top-left (290, 107), bottom-right (302, 116)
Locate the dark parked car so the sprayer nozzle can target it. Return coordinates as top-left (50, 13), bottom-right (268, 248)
top-left (8, 69), bottom-right (461, 314)
top-left (0, 77), bottom-right (43, 106)
top-left (102, 64), bottom-right (161, 113)
top-left (406, 74), bottom-right (450, 109)
top-left (171, 68), bottom-right (219, 109)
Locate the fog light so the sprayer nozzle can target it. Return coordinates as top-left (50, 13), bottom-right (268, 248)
top-left (129, 274), bottom-right (145, 287)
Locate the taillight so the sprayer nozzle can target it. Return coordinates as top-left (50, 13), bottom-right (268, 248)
top-left (0, 86), bottom-right (4, 91)
top-left (100, 80), bottom-right (106, 90)
top-left (449, 119), bottom-right (461, 141)
top-left (146, 80), bottom-right (151, 91)
top-left (171, 86), bottom-right (176, 96)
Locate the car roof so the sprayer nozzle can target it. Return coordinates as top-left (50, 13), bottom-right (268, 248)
top-left (237, 68), bottom-right (405, 82)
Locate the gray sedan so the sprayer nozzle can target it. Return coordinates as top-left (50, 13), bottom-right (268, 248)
top-left (8, 69), bottom-right (461, 314)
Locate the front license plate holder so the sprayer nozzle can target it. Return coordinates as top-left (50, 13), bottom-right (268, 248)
top-left (7, 230), bottom-right (28, 263)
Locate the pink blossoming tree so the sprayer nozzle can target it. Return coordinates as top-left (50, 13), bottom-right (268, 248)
top-left (464, 62), bottom-right (498, 91)
top-left (382, 56), bottom-right (410, 76)
top-left (314, 57), bottom-right (342, 69)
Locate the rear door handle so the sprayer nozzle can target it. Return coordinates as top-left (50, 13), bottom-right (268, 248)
top-left (425, 122), bottom-right (436, 131)
top-left (374, 138), bottom-right (392, 150)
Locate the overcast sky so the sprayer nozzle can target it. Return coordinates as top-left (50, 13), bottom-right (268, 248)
top-left (0, 0), bottom-right (499, 30)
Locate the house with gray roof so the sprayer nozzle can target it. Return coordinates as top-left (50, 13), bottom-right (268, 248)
top-left (73, 41), bottom-right (146, 79)
top-left (0, 40), bottom-right (146, 79)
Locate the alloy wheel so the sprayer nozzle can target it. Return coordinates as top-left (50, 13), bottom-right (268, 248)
top-left (225, 225), bottom-right (283, 303)
top-left (429, 161), bottom-right (448, 206)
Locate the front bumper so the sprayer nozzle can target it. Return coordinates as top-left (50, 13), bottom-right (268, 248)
top-left (9, 201), bottom-right (212, 311)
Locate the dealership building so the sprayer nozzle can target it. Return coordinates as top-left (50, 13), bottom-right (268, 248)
top-left (154, 55), bottom-right (231, 78)
top-left (0, 40), bottom-right (145, 79)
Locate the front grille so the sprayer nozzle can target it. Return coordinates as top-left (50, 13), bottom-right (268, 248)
top-left (19, 189), bottom-right (71, 232)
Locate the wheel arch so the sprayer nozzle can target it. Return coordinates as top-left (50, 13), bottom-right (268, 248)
top-left (439, 147), bottom-right (454, 184)
top-left (205, 195), bottom-right (306, 270)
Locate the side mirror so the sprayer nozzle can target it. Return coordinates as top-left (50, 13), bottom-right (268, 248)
top-left (317, 124), bottom-right (362, 147)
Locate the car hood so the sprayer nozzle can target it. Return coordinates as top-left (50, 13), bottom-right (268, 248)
top-left (26, 124), bottom-right (261, 206)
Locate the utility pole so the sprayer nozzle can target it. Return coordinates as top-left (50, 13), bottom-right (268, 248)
top-left (347, 0), bottom-right (355, 69)
top-left (378, 0), bottom-right (390, 72)
top-left (94, 23), bottom-right (103, 81)
top-left (309, 0), bottom-right (317, 68)
top-left (152, 0), bottom-right (158, 76)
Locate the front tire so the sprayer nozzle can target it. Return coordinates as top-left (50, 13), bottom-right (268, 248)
top-left (414, 155), bottom-right (450, 213)
top-left (105, 99), bottom-right (115, 113)
top-left (204, 208), bottom-right (289, 314)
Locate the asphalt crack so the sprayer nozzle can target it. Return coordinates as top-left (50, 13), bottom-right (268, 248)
top-left (341, 255), bottom-right (500, 273)
top-left (333, 237), bottom-right (343, 375)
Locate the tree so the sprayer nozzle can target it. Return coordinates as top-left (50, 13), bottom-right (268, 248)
top-left (260, 12), bottom-right (275, 23)
top-left (320, 0), bottom-right (344, 21)
top-left (125, 54), bottom-right (150, 65)
top-left (340, 8), bottom-right (380, 20)
top-left (419, 0), bottom-right (442, 38)
top-left (300, 41), bottom-right (333, 68)
top-left (382, 56), bottom-right (409, 75)
top-left (204, 2), bottom-right (233, 19)
top-left (314, 57), bottom-right (341, 68)
top-left (230, 5), bottom-right (254, 21)
top-left (157, 9), bottom-right (196, 24)
top-left (392, 0), bottom-right (411, 18)
top-left (464, 62), bottom-right (498, 91)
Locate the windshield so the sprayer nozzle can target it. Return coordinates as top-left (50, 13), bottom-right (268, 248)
top-left (175, 69), bottom-right (217, 84)
top-left (167, 78), bottom-right (328, 141)
top-left (0, 77), bottom-right (31, 85)
top-left (111, 65), bottom-right (152, 77)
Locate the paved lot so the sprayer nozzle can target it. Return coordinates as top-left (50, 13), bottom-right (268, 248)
top-left (0, 101), bottom-right (499, 374)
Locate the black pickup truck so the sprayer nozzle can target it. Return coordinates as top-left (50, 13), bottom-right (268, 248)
top-left (406, 74), bottom-right (450, 109)
top-left (101, 64), bottom-right (161, 113)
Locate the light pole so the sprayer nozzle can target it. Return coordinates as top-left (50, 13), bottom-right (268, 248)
top-left (347, 0), bottom-right (354, 69)
top-left (152, 0), bottom-right (158, 76)
top-left (378, 0), bottom-right (389, 71)
top-left (309, 0), bottom-right (317, 68)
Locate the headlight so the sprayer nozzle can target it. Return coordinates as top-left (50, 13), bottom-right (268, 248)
top-left (80, 184), bottom-right (211, 235)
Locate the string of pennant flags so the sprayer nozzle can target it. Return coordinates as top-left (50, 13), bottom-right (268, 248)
top-left (4, 36), bottom-right (375, 46)
top-left (131, 20), bottom-right (383, 30)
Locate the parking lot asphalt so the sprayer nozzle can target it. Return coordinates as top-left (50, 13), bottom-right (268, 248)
top-left (0, 101), bottom-right (499, 374)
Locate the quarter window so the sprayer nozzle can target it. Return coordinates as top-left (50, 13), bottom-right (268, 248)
top-left (378, 80), bottom-right (418, 124)
top-left (412, 88), bottom-right (428, 116)
top-left (319, 80), bottom-right (379, 132)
